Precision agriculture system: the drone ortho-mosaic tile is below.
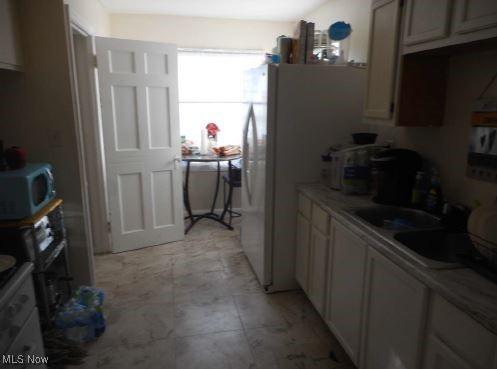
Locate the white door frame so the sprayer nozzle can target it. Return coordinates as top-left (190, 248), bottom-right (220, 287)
top-left (68, 11), bottom-right (111, 255)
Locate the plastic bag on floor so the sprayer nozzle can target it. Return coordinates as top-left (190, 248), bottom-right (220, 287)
top-left (55, 286), bottom-right (106, 343)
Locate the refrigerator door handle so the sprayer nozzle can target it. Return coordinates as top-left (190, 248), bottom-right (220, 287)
top-left (243, 104), bottom-right (255, 205)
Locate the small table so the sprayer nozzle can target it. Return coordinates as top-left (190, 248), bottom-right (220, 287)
top-left (182, 154), bottom-right (241, 233)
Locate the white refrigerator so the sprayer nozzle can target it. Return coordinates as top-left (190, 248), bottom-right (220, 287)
top-left (241, 63), bottom-right (366, 292)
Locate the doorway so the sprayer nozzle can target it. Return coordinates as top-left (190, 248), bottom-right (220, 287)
top-left (69, 28), bottom-right (186, 255)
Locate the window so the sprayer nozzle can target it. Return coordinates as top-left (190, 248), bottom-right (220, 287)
top-left (178, 49), bottom-right (264, 147)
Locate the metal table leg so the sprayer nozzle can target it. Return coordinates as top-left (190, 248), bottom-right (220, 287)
top-left (210, 161), bottom-right (221, 215)
top-left (183, 159), bottom-right (234, 233)
top-left (183, 161), bottom-right (196, 233)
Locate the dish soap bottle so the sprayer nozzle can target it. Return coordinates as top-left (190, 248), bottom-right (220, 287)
top-left (425, 170), bottom-right (443, 214)
top-left (411, 171), bottom-right (428, 208)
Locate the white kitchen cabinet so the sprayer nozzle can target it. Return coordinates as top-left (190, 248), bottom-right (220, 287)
top-left (295, 212), bottom-right (311, 292)
top-left (326, 220), bottom-right (367, 366)
top-left (424, 336), bottom-right (473, 369)
top-left (453, 0), bottom-right (497, 34)
top-left (361, 247), bottom-right (429, 369)
top-left (308, 225), bottom-right (330, 315)
top-left (364, 0), bottom-right (402, 121)
top-left (403, 0), bottom-right (497, 54)
top-left (403, 0), bottom-right (453, 45)
top-left (422, 294), bottom-right (497, 369)
top-left (0, 0), bottom-right (23, 70)
top-left (298, 193), bottom-right (312, 220)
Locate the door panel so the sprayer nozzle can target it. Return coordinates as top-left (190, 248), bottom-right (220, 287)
top-left (118, 171), bottom-right (145, 233)
top-left (308, 227), bottom-right (329, 315)
top-left (96, 37), bottom-right (184, 252)
top-left (364, 0), bottom-right (402, 120)
top-left (403, 0), bottom-right (452, 45)
top-left (327, 220), bottom-right (367, 365)
top-left (295, 212), bottom-right (311, 292)
top-left (361, 248), bottom-right (428, 369)
top-left (454, 0), bottom-right (497, 34)
top-left (147, 86), bottom-right (172, 149)
top-left (424, 336), bottom-right (473, 369)
top-left (111, 85), bottom-right (140, 151)
top-left (145, 52), bottom-right (168, 74)
top-left (151, 170), bottom-right (175, 227)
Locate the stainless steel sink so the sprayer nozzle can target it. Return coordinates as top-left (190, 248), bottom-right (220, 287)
top-left (343, 205), bottom-right (463, 269)
top-left (394, 230), bottom-right (472, 264)
top-left (353, 205), bottom-right (441, 231)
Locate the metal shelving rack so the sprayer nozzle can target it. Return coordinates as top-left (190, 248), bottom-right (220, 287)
top-left (0, 199), bottom-right (72, 326)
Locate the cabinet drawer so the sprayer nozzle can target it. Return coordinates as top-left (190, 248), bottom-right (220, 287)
top-left (4, 308), bottom-right (46, 369)
top-left (428, 294), bottom-right (497, 369)
top-left (311, 204), bottom-right (330, 235)
top-left (0, 276), bottom-right (36, 353)
top-left (298, 193), bottom-right (312, 219)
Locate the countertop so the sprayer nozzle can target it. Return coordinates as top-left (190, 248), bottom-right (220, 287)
top-left (298, 183), bottom-right (497, 335)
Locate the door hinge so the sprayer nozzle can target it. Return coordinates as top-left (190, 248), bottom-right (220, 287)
top-left (107, 221), bottom-right (111, 233)
top-left (390, 102), bottom-right (395, 113)
top-left (93, 55), bottom-right (98, 68)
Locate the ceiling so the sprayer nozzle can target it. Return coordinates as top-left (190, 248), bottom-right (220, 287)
top-left (99, 0), bottom-right (328, 22)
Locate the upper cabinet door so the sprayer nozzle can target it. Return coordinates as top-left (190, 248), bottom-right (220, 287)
top-left (453, 0), bottom-right (497, 34)
top-left (403, 0), bottom-right (453, 45)
top-left (0, 0), bottom-right (23, 70)
top-left (364, 0), bottom-right (402, 120)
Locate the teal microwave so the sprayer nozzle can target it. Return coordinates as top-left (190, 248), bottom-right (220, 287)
top-left (0, 163), bottom-right (56, 220)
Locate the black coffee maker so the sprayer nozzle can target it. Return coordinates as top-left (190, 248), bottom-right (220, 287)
top-left (370, 149), bottom-right (422, 206)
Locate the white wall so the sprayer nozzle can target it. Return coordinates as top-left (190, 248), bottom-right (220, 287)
top-left (370, 49), bottom-right (497, 207)
top-left (303, 0), bottom-right (372, 62)
top-left (65, 0), bottom-right (110, 36)
top-left (109, 13), bottom-right (294, 52)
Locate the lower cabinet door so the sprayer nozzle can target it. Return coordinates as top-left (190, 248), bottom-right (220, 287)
top-left (326, 220), bottom-right (367, 365)
top-left (5, 308), bottom-right (46, 369)
top-left (308, 226), bottom-right (329, 315)
top-left (295, 212), bottom-right (311, 292)
top-left (361, 248), bottom-right (428, 369)
top-left (424, 336), bottom-right (473, 369)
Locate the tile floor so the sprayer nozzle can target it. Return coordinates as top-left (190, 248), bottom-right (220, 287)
top-left (77, 220), bottom-right (356, 369)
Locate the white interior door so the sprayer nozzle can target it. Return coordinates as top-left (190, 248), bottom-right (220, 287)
top-left (95, 37), bottom-right (184, 253)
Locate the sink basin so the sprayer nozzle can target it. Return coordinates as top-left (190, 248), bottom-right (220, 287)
top-left (394, 230), bottom-right (472, 264)
top-left (353, 205), bottom-right (441, 231)
top-left (344, 205), bottom-right (465, 268)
